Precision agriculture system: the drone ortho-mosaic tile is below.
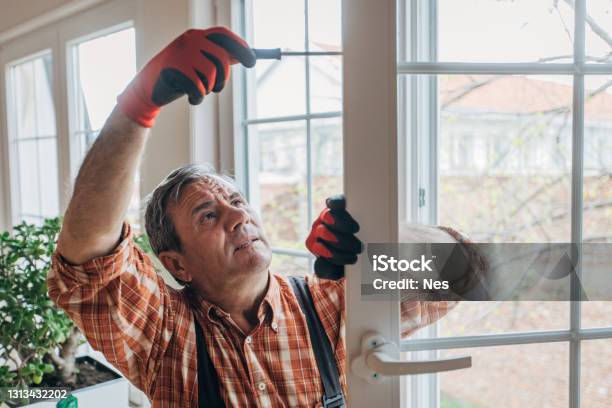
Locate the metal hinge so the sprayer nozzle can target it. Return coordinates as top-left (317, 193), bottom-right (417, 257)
top-left (418, 188), bottom-right (426, 207)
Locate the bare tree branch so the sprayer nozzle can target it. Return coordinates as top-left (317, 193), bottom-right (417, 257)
top-left (562, 0), bottom-right (612, 49)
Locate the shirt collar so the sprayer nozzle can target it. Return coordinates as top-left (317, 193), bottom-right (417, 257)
top-left (188, 272), bottom-right (281, 332)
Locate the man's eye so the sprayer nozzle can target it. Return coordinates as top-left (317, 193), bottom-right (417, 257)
top-left (231, 199), bottom-right (244, 206)
top-left (201, 212), bottom-right (216, 223)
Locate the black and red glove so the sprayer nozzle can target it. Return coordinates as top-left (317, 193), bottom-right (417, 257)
top-left (117, 27), bottom-right (256, 128)
top-left (306, 195), bottom-right (363, 280)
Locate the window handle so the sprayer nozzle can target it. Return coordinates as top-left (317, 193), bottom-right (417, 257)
top-left (351, 331), bottom-right (472, 383)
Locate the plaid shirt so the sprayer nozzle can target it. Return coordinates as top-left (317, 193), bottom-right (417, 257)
top-left (47, 224), bottom-right (456, 407)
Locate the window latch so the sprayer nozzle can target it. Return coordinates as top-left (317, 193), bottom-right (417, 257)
top-left (351, 331), bottom-right (472, 383)
top-left (418, 188), bottom-right (426, 208)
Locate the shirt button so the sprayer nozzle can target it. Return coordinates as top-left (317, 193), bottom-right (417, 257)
top-left (245, 336), bottom-right (252, 344)
top-left (258, 382), bottom-right (266, 391)
top-left (271, 322), bottom-right (278, 330)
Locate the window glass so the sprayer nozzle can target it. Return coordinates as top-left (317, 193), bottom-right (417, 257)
top-left (252, 0), bottom-right (305, 51)
top-left (582, 339), bottom-right (612, 407)
top-left (248, 57), bottom-right (307, 119)
top-left (309, 56), bottom-right (342, 113)
top-left (8, 52), bottom-right (59, 224)
top-left (399, 74), bottom-right (572, 338)
top-left (586, 0), bottom-right (612, 64)
top-left (436, 0), bottom-right (574, 63)
top-left (73, 27), bottom-right (136, 154)
top-left (251, 121), bottom-right (308, 250)
top-left (311, 117), bottom-right (343, 206)
top-left (438, 343), bottom-right (569, 407)
top-left (582, 75), bottom-right (612, 328)
top-left (308, 0), bottom-right (342, 51)
top-left (71, 27), bottom-right (139, 225)
top-left (437, 75), bottom-right (573, 243)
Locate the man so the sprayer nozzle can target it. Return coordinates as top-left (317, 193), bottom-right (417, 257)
top-left (47, 27), bottom-right (461, 407)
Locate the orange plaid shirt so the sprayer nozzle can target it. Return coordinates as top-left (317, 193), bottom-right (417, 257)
top-left (47, 224), bottom-right (456, 407)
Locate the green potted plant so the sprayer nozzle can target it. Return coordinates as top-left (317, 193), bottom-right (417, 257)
top-left (0, 219), bottom-right (128, 407)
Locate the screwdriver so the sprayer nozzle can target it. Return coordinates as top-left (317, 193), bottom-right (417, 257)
top-left (252, 48), bottom-right (342, 60)
top-left (253, 48), bottom-right (282, 60)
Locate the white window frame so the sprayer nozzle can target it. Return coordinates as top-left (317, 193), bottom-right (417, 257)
top-left (399, 1), bottom-right (612, 408)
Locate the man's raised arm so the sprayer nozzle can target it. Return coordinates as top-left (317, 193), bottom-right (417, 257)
top-left (56, 27), bottom-right (256, 265)
top-left (57, 110), bottom-right (148, 264)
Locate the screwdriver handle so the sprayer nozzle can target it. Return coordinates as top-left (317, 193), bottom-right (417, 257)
top-left (253, 48), bottom-right (282, 60)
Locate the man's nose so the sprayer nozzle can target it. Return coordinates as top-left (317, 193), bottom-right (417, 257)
top-left (226, 205), bottom-right (249, 231)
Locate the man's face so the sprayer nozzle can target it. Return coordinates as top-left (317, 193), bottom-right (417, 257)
top-left (165, 176), bottom-right (272, 286)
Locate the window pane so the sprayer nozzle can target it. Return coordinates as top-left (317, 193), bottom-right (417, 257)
top-left (252, 121), bottom-right (308, 249)
top-left (311, 117), bottom-right (343, 207)
top-left (37, 138), bottom-right (60, 217)
top-left (251, 0), bottom-right (305, 51)
top-left (438, 74), bottom-right (572, 335)
top-left (435, 0), bottom-right (574, 63)
top-left (248, 57), bottom-right (306, 118)
top-left (437, 343), bottom-right (568, 407)
top-left (582, 339), bottom-right (612, 407)
top-left (583, 75), bottom-right (612, 243)
top-left (74, 28), bottom-right (136, 132)
top-left (438, 75), bottom-right (572, 243)
top-left (8, 52), bottom-right (59, 223)
top-left (309, 56), bottom-right (342, 113)
top-left (33, 55), bottom-right (56, 136)
top-left (270, 254), bottom-right (310, 276)
top-left (13, 60), bottom-right (37, 139)
top-left (308, 0), bottom-right (341, 51)
top-left (71, 27), bottom-right (138, 225)
top-left (17, 140), bottom-right (41, 217)
top-left (586, 1), bottom-right (612, 64)
top-left (582, 75), bottom-right (612, 327)
top-left (397, 75), bottom-right (574, 337)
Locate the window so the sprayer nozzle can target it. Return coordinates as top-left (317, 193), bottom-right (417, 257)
top-left (68, 26), bottom-right (136, 163)
top-left (240, 0), bottom-right (343, 276)
top-left (67, 25), bottom-right (139, 225)
top-left (5, 51), bottom-right (59, 225)
top-left (398, 1), bottom-right (612, 407)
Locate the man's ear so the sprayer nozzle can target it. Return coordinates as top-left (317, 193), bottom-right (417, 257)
top-left (158, 250), bottom-right (192, 284)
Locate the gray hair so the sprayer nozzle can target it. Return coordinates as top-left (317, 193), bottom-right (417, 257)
top-left (144, 164), bottom-right (238, 255)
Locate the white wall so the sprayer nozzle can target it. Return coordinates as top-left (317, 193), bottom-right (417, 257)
top-left (134, 0), bottom-right (193, 197)
top-left (0, 0), bottom-right (77, 32)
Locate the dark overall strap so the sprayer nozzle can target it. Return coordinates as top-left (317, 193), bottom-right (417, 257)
top-left (288, 276), bottom-right (346, 408)
top-left (194, 314), bottom-right (226, 408)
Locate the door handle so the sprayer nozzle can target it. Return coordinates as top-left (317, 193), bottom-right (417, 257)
top-left (351, 331), bottom-right (472, 383)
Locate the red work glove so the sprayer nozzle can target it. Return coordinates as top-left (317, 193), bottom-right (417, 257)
top-left (117, 27), bottom-right (256, 128)
top-left (306, 195), bottom-right (363, 280)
